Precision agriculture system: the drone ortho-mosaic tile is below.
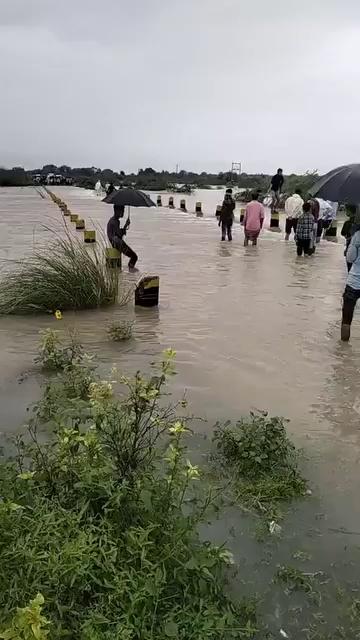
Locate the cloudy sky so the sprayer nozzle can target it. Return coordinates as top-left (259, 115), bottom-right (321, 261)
top-left (1, 0), bottom-right (359, 174)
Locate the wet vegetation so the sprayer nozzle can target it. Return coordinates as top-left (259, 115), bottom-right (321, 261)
top-left (212, 413), bottom-right (307, 520)
top-left (107, 319), bottom-right (134, 341)
top-left (1, 333), bottom-right (360, 639)
top-left (0, 233), bottom-right (128, 314)
top-left (0, 337), bottom-right (257, 640)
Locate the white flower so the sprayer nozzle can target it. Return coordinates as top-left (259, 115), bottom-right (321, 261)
top-left (185, 460), bottom-right (200, 480)
top-left (218, 549), bottom-right (234, 565)
top-left (169, 421), bottom-right (187, 435)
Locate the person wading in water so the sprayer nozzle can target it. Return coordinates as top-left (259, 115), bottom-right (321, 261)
top-left (219, 188), bottom-right (235, 241)
top-left (107, 204), bottom-right (138, 270)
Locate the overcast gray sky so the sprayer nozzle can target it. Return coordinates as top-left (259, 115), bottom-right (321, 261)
top-left (1, 0), bottom-right (359, 174)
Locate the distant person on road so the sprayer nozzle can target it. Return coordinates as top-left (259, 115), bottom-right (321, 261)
top-left (243, 192), bottom-right (265, 246)
top-left (341, 228), bottom-right (360, 341)
top-left (107, 204), bottom-right (138, 270)
top-left (219, 188), bottom-right (235, 241)
top-left (270, 168), bottom-right (284, 210)
top-left (284, 189), bottom-right (303, 240)
top-left (295, 202), bottom-right (314, 256)
top-left (106, 182), bottom-right (115, 197)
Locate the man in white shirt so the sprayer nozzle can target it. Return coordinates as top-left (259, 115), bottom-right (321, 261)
top-left (284, 189), bottom-right (304, 240)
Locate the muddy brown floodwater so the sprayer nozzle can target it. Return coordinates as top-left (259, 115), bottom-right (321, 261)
top-left (1, 185), bottom-right (360, 635)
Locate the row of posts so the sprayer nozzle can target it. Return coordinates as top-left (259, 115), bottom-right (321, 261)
top-left (46, 189), bottom-right (97, 242)
top-left (157, 195), bottom-right (203, 216)
top-left (157, 195), bottom-right (337, 237)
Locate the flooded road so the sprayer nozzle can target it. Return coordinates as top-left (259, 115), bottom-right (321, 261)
top-left (1, 185), bottom-right (360, 633)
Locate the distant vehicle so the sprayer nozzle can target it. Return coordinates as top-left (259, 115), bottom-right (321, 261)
top-left (46, 173), bottom-right (55, 184)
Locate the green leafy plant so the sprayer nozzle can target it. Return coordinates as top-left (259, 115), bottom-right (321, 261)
top-left (35, 328), bottom-right (84, 371)
top-left (213, 412), bottom-right (307, 517)
top-left (0, 230), bottom-right (130, 314)
top-left (0, 336), bottom-right (257, 639)
top-left (107, 320), bottom-right (133, 341)
top-left (0, 593), bottom-right (50, 640)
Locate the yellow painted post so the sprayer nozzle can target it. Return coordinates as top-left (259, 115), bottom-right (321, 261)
top-left (195, 202), bottom-right (203, 216)
top-left (240, 208), bottom-right (245, 224)
top-left (180, 199), bottom-right (187, 212)
top-left (84, 230), bottom-right (96, 243)
top-left (105, 247), bottom-right (122, 269)
top-left (135, 276), bottom-right (159, 307)
top-left (168, 196), bottom-right (174, 208)
top-left (70, 214), bottom-right (79, 222)
top-left (270, 210), bottom-right (280, 231)
top-left (63, 208), bottom-right (70, 216)
top-left (75, 218), bottom-right (85, 230)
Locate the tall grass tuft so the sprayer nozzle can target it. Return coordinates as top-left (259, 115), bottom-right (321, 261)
top-left (0, 231), bottom-right (129, 314)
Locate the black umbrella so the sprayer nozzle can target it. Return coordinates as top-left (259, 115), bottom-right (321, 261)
top-left (102, 188), bottom-right (156, 208)
top-left (309, 164), bottom-right (360, 204)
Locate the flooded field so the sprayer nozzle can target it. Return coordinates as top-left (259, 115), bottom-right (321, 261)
top-left (1, 185), bottom-right (360, 635)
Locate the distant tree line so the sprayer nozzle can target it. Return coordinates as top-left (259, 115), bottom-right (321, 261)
top-left (0, 163), bottom-right (320, 197)
top-left (0, 167), bottom-right (32, 187)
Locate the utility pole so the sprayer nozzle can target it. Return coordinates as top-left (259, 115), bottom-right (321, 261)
top-left (230, 162), bottom-right (242, 184)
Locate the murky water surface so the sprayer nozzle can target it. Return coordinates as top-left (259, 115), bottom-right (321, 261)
top-left (1, 186), bottom-right (359, 634)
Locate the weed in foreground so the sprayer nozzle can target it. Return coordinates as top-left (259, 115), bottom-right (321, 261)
top-left (0, 337), bottom-right (258, 639)
top-left (212, 412), bottom-right (308, 519)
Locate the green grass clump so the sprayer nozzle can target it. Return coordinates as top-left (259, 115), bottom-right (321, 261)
top-left (107, 320), bottom-right (134, 341)
top-left (213, 412), bottom-right (307, 518)
top-left (0, 232), bottom-right (129, 314)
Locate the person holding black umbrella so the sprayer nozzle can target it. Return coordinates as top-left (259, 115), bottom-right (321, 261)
top-left (107, 204), bottom-right (138, 270)
top-left (103, 188), bottom-right (156, 271)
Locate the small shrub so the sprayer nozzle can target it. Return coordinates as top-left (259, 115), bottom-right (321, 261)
top-left (0, 231), bottom-right (129, 314)
top-left (213, 412), bottom-right (307, 517)
top-left (107, 320), bottom-right (133, 341)
top-left (35, 329), bottom-right (84, 371)
top-left (0, 338), bottom-right (258, 639)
